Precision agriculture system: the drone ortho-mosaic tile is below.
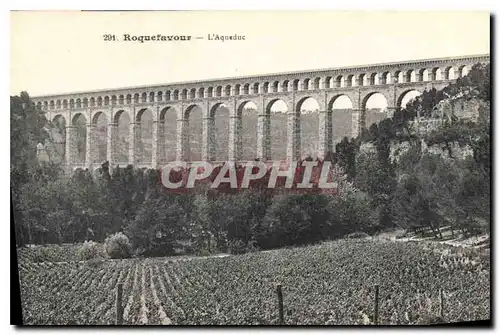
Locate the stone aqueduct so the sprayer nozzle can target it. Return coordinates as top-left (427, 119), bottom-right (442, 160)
top-left (32, 54), bottom-right (489, 171)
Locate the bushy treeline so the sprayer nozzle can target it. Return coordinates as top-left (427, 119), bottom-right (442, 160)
top-left (11, 63), bottom-right (490, 256)
top-left (13, 158), bottom-right (370, 256)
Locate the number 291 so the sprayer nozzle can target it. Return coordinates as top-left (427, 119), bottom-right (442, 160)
top-left (103, 34), bottom-right (116, 41)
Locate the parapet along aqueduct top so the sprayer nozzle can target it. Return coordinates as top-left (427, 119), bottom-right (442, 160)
top-left (32, 54), bottom-right (489, 172)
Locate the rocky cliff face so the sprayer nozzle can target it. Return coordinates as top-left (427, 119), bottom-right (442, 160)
top-left (359, 96), bottom-right (484, 164)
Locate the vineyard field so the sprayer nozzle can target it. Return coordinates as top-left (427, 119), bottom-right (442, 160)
top-left (18, 239), bottom-right (490, 325)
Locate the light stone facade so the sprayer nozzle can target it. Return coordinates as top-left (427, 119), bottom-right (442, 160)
top-left (31, 54), bottom-right (489, 173)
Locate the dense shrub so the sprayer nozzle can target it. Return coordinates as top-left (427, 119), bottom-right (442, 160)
top-left (227, 240), bottom-right (246, 255)
top-left (78, 241), bottom-right (105, 261)
top-left (104, 232), bottom-right (132, 259)
top-left (245, 240), bottom-right (260, 253)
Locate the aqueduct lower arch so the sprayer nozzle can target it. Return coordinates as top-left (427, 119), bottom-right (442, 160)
top-left (33, 54), bottom-right (489, 172)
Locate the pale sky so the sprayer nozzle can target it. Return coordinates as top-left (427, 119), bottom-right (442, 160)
top-left (10, 11), bottom-right (490, 97)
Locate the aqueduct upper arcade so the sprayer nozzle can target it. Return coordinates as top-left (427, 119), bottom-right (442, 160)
top-left (32, 54), bottom-right (489, 171)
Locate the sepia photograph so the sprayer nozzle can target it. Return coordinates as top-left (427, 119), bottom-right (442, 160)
top-left (10, 10), bottom-right (491, 326)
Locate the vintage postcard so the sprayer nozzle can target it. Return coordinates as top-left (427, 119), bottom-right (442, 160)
top-left (10, 10), bottom-right (491, 326)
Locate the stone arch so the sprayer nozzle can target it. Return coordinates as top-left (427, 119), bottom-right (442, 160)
top-left (379, 72), bottom-right (387, 85)
top-left (50, 100), bottom-right (55, 110)
top-left (140, 92), bottom-right (147, 103)
top-left (209, 102), bottom-right (230, 161)
top-left (91, 111), bottom-right (107, 125)
top-left (282, 80), bottom-right (290, 92)
top-left (51, 114), bottom-right (67, 163)
top-left (189, 88), bottom-right (196, 100)
top-left (165, 90), bottom-right (171, 101)
top-left (252, 83), bottom-right (260, 94)
top-left (216, 86), bottom-right (223, 97)
top-left (71, 113), bottom-right (87, 164)
top-left (392, 71), bottom-right (402, 83)
top-left (103, 96), bottom-right (109, 106)
top-left (369, 73), bottom-right (379, 85)
top-left (243, 84), bottom-right (250, 95)
top-left (224, 85), bottom-right (231, 97)
top-left (135, 108), bottom-right (153, 163)
top-left (431, 67), bottom-right (441, 81)
top-left (56, 100), bottom-right (61, 109)
top-left (328, 94), bottom-right (354, 111)
top-left (381, 72), bottom-right (391, 84)
top-left (113, 109), bottom-right (131, 163)
top-left (263, 82), bottom-right (270, 94)
top-left (52, 113), bottom-right (66, 124)
top-left (361, 92), bottom-right (389, 130)
top-left (82, 98), bottom-right (88, 108)
top-left (313, 77), bottom-right (321, 90)
top-left (303, 78), bottom-right (311, 90)
top-left (335, 75), bottom-right (343, 88)
top-left (113, 109), bottom-right (130, 124)
top-left (125, 94), bottom-right (131, 104)
top-left (43, 101), bottom-right (49, 110)
top-left (237, 100), bottom-right (259, 160)
top-left (198, 87), bottom-right (205, 98)
top-left (184, 104), bottom-right (203, 161)
top-left (458, 65), bottom-right (469, 77)
top-left (328, 94), bottom-right (354, 145)
top-left (134, 93), bottom-right (140, 104)
top-left (207, 87), bottom-right (214, 98)
top-left (62, 99), bottom-right (68, 109)
top-left (403, 70), bottom-right (411, 83)
top-left (323, 76), bottom-right (331, 89)
top-left (135, 108), bottom-right (149, 123)
top-left (419, 68), bottom-right (428, 81)
top-left (346, 75), bottom-right (354, 87)
top-left (292, 79), bottom-right (300, 91)
top-left (69, 99), bottom-right (75, 109)
top-left (272, 81), bottom-right (279, 93)
top-left (361, 92), bottom-right (388, 109)
top-left (266, 99), bottom-right (289, 160)
top-left (91, 111), bottom-right (108, 163)
top-left (111, 95), bottom-right (117, 106)
top-left (159, 106), bottom-right (178, 163)
top-left (149, 92), bottom-right (155, 103)
top-left (358, 74), bottom-right (367, 87)
top-left (184, 104), bottom-right (203, 120)
top-left (234, 84), bottom-right (241, 95)
top-left (156, 91), bottom-right (163, 103)
top-left (443, 66), bottom-right (454, 80)
top-left (397, 89), bottom-right (422, 109)
top-left (72, 112), bottom-right (86, 126)
top-left (296, 96), bottom-right (320, 158)
top-left (173, 90), bottom-right (179, 100)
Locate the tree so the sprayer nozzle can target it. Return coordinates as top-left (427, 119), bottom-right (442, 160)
top-left (126, 195), bottom-right (189, 257)
top-left (11, 93), bottom-right (52, 245)
top-left (260, 193), bottom-right (332, 249)
top-left (335, 137), bottom-right (358, 180)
